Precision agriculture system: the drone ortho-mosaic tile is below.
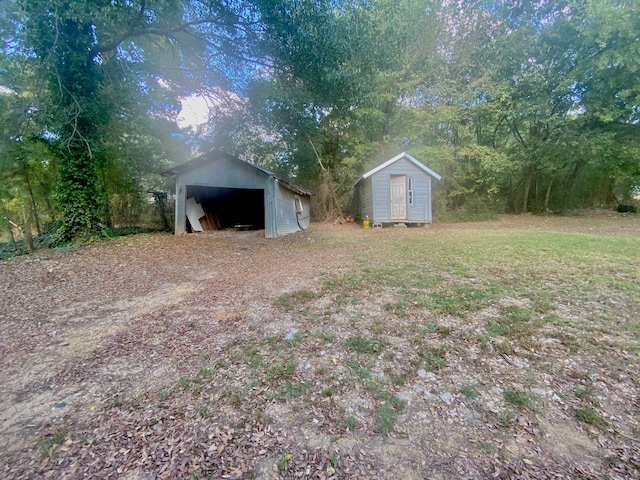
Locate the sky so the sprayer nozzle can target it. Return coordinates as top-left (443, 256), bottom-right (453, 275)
top-left (176, 94), bottom-right (212, 130)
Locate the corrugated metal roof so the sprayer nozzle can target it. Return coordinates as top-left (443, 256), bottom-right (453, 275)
top-left (162, 149), bottom-right (315, 196)
top-left (357, 152), bottom-right (442, 183)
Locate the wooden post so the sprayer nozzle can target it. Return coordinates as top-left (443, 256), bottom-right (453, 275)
top-left (22, 206), bottom-right (34, 253)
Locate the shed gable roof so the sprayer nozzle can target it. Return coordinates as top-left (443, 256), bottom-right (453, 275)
top-left (359, 152), bottom-right (442, 181)
top-left (162, 149), bottom-right (314, 196)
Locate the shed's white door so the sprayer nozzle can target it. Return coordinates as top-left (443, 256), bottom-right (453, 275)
top-left (390, 175), bottom-right (407, 220)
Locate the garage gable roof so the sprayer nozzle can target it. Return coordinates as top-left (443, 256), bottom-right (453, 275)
top-left (162, 149), bottom-right (315, 196)
top-left (359, 152), bottom-right (442, 181)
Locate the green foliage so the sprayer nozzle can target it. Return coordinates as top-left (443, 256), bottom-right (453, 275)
top-left (2, 0), bottom-right (638, 224)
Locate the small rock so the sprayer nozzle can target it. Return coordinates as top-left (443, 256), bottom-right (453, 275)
top-left (423, 392), bottom-right (437, 402)
top-left (540, 337), bottom-right (560, 344)
top-left (440, 392), bottom-right (454, 405)
top-left (491, 386), bottom-right (503, 395)
top-left (532, 388), bottom-right (548, 397)
top-left (418, 369), bottom-right (437, 381)
top-left (54, 402), bottom-right (66, 409)
top-left (285, 328), bottom-right (299, 341)
top-left (412, 385), bottom-right (423, 394)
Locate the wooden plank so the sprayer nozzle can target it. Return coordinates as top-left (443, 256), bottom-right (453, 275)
top-left (186, 197), bottom-right (205, 232)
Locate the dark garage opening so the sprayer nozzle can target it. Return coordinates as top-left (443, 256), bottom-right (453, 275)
top-left (186, 185), bottom-right (265, 231)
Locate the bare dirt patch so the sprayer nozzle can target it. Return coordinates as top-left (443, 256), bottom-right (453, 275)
top-left (1, 214), bottom-right (639, 479)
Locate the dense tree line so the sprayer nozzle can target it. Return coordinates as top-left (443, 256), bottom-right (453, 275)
top-left (1, 0), bottom-right (638, 242)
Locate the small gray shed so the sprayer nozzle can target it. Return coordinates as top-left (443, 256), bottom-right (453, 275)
top-left (355, 152), bottom-right (441, 225)
top-left (162, 149), bottom-right (313, 238)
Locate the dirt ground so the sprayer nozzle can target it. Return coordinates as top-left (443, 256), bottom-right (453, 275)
top-left (1, 214), bottom-right (639, 479)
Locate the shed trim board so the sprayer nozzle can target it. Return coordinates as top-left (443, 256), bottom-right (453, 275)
top-left (356, 152), bottom-right (440, 224)
top-left (163, 149), bottom-right (313, 238)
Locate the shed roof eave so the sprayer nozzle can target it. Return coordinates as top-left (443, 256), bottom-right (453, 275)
top-left (360, 152), bottom-right (442, 181)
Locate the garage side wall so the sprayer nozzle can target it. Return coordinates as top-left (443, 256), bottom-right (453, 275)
top-left (274, 181), bottom-right (310, 236)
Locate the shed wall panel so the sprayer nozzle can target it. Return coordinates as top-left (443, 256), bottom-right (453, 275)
top-left (372, 174), bottom-right (390, 222)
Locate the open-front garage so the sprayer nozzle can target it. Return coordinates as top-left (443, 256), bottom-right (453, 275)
top-left (185, 186), bottom-right (265, 231)
top-left (163, 149), bottom-right (313, 238)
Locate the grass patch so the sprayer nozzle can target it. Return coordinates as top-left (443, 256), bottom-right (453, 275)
top-left (38, 429), bottom-right (67, 455)
top-left (266, 360), bottom-right (298, 383)
top-left (341, 416), bottom-right (358, 431)
top-left (504, 389), bottom-right (534, 410)
top-left (576, 407), bottom-right (606, 427)
top-left (485, 306), bottom-right (537, 338)
top-left (275, 290), bottom-right (317, 309)
top-left (276, 382), bottom-right (312, 401)
top-left (418, 346), bottom-right (447, 371)
top-left (373, 392), bottom-right (407, 435)
top-left (246, 348), bottom-right (263, 367)
top-left (345, 336), bottom-right (384, 354)
top-left (347, 359), bottom-right (374, 381)
top-left (431, 285), bottom-right (496, 316)
top-left (459, 383), bottom-right (479, 400)
top-left (277, 451), bottom-right (293, 471)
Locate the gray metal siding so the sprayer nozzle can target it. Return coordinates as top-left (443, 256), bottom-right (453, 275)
top-left (297, 196), bottom-right (312, 229)
top-left (275, 180), bottom-right (301, 236)
top-left (179, 156), bottom-right (269, 189)
top-left (371, 157), bottom-right (434, 223)
top-left (264, 179), bottom-right (277, 238)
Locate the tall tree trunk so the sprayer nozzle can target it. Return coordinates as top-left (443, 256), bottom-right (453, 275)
top-left (22, 168), bottom-right (42, 235)
top-left (22, 206), bottom-right (34, 253)
top-left (522, 167), bottom-right (534, 213)
top-left (544, 174), bottom-right (556, 211)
